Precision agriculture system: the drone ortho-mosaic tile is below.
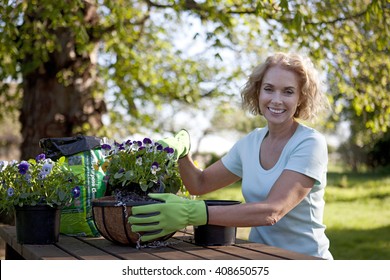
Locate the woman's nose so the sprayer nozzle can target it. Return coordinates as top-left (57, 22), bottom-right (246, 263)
top-left (271, 92), bottom-right (282, 104)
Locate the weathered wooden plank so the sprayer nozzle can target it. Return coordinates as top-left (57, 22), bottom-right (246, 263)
top-left (171, 235), bottom-right (282, 260)
top-left (209, 245), bottom-right (283, 260)
top-left (141, 245), bottom-right (205, 260)
top-left (79, 237), bottom-right (162, 260)
top-left (0, 225), bottom-right (76, 260)
top-left (1, 224), bottom-right (321, 260)
top-left (22, 243), bottom-right (77, 260)
top-left (178, 227), bottom-right (321, 260)
top-left (55, 235), bottom-right (120, 260)
top-left (125, 236), bottom-right (205, 260)
top-left (169, 237), bottom-right (243, 260)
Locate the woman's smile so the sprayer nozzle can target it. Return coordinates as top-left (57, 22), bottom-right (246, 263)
top-left (268, 107), bottom-right (286, 114)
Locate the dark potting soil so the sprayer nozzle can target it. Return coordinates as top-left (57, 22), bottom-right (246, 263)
top-left (113, 189), bottom-right (159, 204)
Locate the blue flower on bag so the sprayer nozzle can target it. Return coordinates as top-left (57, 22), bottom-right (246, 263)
top-left (71, 186), bottom-right (81, 198)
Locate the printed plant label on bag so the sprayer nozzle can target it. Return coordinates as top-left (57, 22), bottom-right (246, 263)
top-left (60, 149), bottom-right (106, 237)
top-left (39, 135), bottom-right (107, 237)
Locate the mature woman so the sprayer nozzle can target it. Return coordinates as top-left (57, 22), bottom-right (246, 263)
top-left (130, 52), bottom-right (333, 260)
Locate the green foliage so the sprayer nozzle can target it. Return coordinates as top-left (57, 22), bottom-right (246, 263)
top-left (295, 1), bottom-right (389, 134)
top-left (0, 0), bottom-right (388, 162)
top-left (95, 1), bottom-right (233, 135)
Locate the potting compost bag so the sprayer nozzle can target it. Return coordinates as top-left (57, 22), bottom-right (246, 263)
top-left (39, 135), bottom-right (106, 237)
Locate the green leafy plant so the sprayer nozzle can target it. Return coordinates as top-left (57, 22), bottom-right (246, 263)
top-left (0, 154), bottom-right (83, 213)
top-left (99, 138), bottom-right (184, 201)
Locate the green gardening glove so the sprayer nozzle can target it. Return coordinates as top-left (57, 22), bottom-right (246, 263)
top-left (128, 193), bottom-right (208, 242)
top-left (157, 129), bottom-right (191, 161)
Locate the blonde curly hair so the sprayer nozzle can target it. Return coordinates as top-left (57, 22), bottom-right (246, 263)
top-left (241, 52), bottom-right (329, 121)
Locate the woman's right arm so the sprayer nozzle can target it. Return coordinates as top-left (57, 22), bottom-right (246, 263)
top-left (178, 155), bottom-right (240, 195)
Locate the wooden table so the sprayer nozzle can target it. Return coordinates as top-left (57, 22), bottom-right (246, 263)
top-left (0, 224), bottom-right (321, 260)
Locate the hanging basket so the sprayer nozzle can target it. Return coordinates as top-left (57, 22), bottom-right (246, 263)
top-left (15, 204), bottom-right (61, 244)
top-left (92, 196), bottom-right (175, 246)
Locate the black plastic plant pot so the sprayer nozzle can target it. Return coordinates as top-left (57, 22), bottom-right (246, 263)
top-left (15, 204), bottom-right (61, 244)
top-left (194, 200), bottom-right (241, 246)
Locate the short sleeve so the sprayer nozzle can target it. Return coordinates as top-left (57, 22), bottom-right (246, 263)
top-left (221, 140), bottom-right (243, 177)
top-left (285, 132), bottom-right (328, 185)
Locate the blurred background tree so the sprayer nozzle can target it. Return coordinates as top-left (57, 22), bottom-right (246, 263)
top-left (0, 0), bottom-right (389, 169)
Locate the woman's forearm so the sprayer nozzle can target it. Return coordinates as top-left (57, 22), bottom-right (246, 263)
top-left (207, 202), bottom-right (280, 227)
top-left (178, 156), bottom-right (240, 195)
top-left (178, 155), bottom-right (205, 195)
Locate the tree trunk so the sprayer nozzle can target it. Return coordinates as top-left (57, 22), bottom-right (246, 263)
top-left (20, 63), bottom-right (105, 159)
top-left (19, 2), bottom-right (105, 159)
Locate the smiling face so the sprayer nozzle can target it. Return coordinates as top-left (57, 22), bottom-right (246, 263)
top-left (259, 65), bottom-right (301, 127)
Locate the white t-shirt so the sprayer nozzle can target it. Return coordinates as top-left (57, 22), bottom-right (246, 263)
top-left (221, 123), bottom-right (333, 259)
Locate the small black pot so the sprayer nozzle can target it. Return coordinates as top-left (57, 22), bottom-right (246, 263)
top-left (15, 204), bottom-right (61, 244)
top-left (194, 200), bottom-right (241, 246)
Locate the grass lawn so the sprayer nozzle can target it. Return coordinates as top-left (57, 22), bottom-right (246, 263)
top-left (324, 198), bottom-right (390, 259)
top-left (324, 168), bottom-right (390, 259)
top-left (198, 167), bottom-right (390, 260)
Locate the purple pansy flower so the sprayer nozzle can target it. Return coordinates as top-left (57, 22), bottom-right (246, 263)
top-left (124, 140), bottom-right (132, 149)
top-left (18, 161), bottom-right (30, 175)
top-left (143, 138), bottom-right (152, 145)
top-left (163, 147), bottom-right (174, 154)
top-left (101, 144), bottom-right (111, 151)
top-left (35, 153), bottom-right (46, 162)
top-left (135, 141), bottom-right (142, 147)
top-left (101, 143), bottom-right (112, 157)
top-left (151, 162), bottom-right (160, 175)
top-left (156, 144), bottom-right (163, 151)
top-left (114, 141), bottom-right (124, 151)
